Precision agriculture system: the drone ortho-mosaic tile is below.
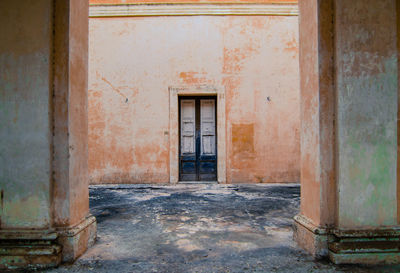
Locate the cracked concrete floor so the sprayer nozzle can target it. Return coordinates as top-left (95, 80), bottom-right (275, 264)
top-left (47, 184), bottom-right (400, 273)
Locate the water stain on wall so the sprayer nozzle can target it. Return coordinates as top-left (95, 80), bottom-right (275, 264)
top-left (179, 71), bottom-right (212, 85)
top-left (231, 123), bottom-right (257, 172)
top-left (232, 123), bottom-right (255, 155)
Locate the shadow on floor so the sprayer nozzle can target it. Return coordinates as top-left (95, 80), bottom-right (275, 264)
top-left (47, 184), bottom-right (400, 273)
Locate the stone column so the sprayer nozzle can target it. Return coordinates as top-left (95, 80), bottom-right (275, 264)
top-left (0, 0), bottom-right (96, 270)
top-left (294, 0), bottom-right (400, 264)
top-left (329, 0), bottom-right (399, 264)
top-left (293, 0), bottom-right (336, 258)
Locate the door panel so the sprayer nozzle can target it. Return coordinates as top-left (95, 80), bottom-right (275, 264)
top-left (181, 100), bottom-right (195, 154)
top-left (180, 100), bottom-right (197, 181)
top-left (201, 99), bottom-right (216, 156)
top-left (179, 97), bottom-right (217, 181)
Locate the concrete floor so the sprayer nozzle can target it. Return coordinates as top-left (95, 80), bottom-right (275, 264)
top-left (47, 184), bottom-right (400, 273)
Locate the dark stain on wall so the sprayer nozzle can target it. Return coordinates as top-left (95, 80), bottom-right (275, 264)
top-left (232, 123), bottom-right (255, 155)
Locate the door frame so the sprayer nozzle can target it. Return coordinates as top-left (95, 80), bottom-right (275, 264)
top-left (169, 85), bottom-right (226, 184)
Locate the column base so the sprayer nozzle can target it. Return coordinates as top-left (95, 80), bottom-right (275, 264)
top-left (329, 228), bottom-right (400, 265)
top-left (293, 214), bottom-right (332, 258)
top-left (0, 215), bottom-right (97, 270)
top-left (0, 230), bottom-right (62, 270)
top-left (57, 214), bottom-right (97, 262)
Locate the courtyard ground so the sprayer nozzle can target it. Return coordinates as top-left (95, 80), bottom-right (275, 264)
top-left (47, 184), bottom-right (400, 272)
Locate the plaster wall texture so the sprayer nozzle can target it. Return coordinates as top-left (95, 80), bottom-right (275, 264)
top-left (88, 15), bottom-right (300, 184)
top-left (298, 0), bottom-right (320, 227)
top-left (90, 0), bottom-right (296, 4)
top-left (0, 0), bottom-right (53, 229)
top-left (53, 0), bottom-right (90, 228)
top-left (298, 0), bottom-right (335, 229)
top-left (397, 0), bottom-right (400, 224)
top-left (335, 0), bottom-right (398, 229)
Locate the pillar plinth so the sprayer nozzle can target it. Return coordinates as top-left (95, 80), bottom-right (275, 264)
top-left (328, 228), bottom-right (400, 264)
top-left (0, 215), bottom-right (96, 270)
top-left (56, 215), bottom-right (97, 262)
top-left (293, 215), bottom-right (331, 258)
top-left (0, 231), bottom-right (61, 270)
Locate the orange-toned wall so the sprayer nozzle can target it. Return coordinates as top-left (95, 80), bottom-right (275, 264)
top-left (90, 0), bottom-right (296, 4)
top-left (88, 15), bottom-right (300, 184)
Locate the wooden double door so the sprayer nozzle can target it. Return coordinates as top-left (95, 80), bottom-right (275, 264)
top-left (179, 96), bottom-right (217, 181)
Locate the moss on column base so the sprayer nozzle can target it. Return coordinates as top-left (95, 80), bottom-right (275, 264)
top-left (0, 231), bottom-right (62, 270)
top-left (329, 228), bottom-right (400, 265)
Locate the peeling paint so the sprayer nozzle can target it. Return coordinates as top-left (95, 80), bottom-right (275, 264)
top-left (0, 0), bottom-right (53, 229)
top-left (88, 15), bottom-right (300, 184)
top-left (335, 0), bottom-right (398, 228)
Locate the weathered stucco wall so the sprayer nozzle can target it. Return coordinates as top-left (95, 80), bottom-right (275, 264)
top-left (335, 0), bottom-right (398, 228)
top-left (90, 0), bottom-right (296, 4)
top-left (298, 0), bottom-right (336, 229)
top-left (88, 15), bottom-right (300, 184)
top-left (53, 0), bottom-right (90, 228)
top-left (0, 0), bottom-right (53, 229)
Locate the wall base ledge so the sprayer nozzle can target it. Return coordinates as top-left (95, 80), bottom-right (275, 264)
top-left (56, 214), bottom-right (97, 262)
top-left (0, 229), bottom-right (58, 240)
top-left (293, 214), bottom-right (332, 258)
top-left (329, 252), bottom-right (400, 265)
top-left (329, 227), bottom-right (400, 265)
top-left (0, 231), bottom-right (62, 270)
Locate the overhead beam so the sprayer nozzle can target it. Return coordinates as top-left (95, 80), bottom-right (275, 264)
top-left (89, 3), bottom-right (298, 17)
